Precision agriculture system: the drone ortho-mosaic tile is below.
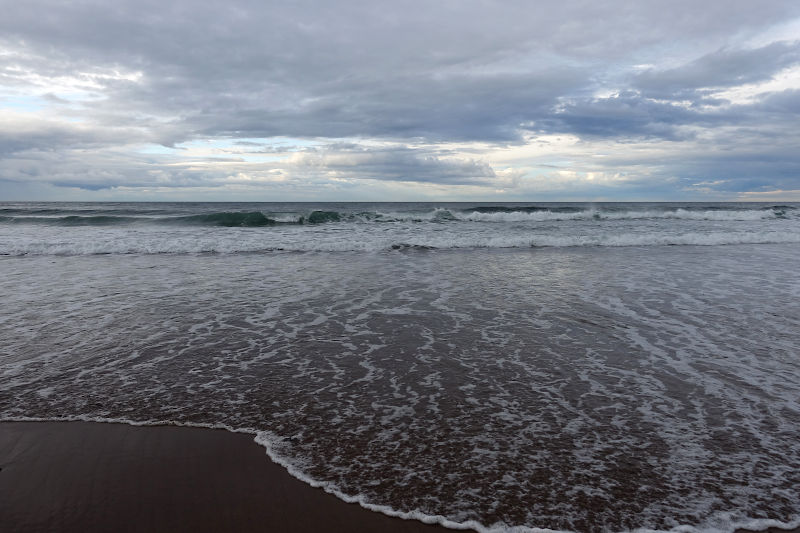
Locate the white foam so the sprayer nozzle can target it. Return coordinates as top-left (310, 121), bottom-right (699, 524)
top-left (527, 231), bottom-right (800, 248)
top-left (2, 226), bottom-right (800, 255)
top-left (3, 243), bottom-right (800, 532)
top-left (2, 414), bottom-right (796, 533)
top-left (2, 203), bottom-right (799, 256)
top-left (455, 208), bottom-right (781, 223)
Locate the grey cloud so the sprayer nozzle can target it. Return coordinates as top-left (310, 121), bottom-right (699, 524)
top-left (172, 69), bottom-right (583, 142)
top-left (533, 90), bottom-right (780, 142)
top-left (635, 41), bottom-right (800, 99)
top-left (539, 91), bottom-right (703, 140)
top-left (537, 75), bottom-right (800, 143)
top-left (0, 120), bottom-right (149, 157)
top-left (0, 141), bottom-right (498, 192)
top-left (672, 149), bottom-right (800, 192)
top-left (578, 121), bottom-right (800, 195)
top-left (757, 88), bottom-right (800, 113)
top-left (2, 0), bottom-right (800, 197)
top-left (3, 1), bottom-right (798, 145)
top-left (291, 146), bottom-right (497, 185)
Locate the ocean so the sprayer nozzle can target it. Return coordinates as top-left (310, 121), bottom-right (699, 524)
top-left (1, 201), bottom-right (799, 532)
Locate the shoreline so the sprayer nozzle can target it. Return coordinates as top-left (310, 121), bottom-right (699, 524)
top-left (0, 421), bottom-right (447, 533)
top-left (1, 421), bottom-right (797, 533)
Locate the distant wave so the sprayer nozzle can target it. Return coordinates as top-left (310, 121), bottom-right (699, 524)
top-left (456, 207), bottom-right (790, 222)
top-left (0, 215), bottom-right (142, 226)
top-left (1, 205), bottom-right (794, 227)
top-left (171, 212), bottom-right (279, 227)
top-left (463, 205), bottom-right (583, 214)
top-left (462, 204), bottom-right (797, 213)
top-left (0, 211), bottom-right (345, 227)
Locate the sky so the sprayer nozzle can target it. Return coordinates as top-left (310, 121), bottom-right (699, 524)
top-left (1, 0), bottom-right (800, 202)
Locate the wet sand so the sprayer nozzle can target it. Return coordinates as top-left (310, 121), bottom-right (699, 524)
top-left (1, 421), bottom-right (797, 533)
top-left (0, 421), bottom-right (446, 533)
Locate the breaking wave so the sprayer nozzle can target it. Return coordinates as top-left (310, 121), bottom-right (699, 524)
top-left (456, 207), bottom-right (790, 222)
top-left (3, 230), bottom-right (800, 256)
top-left (0, 205), bottom-right (795, 227)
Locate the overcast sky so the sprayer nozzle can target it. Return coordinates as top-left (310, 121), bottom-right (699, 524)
top-left (2, 0), bottom-right (800, 201)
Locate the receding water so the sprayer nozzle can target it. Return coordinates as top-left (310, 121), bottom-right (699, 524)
top-left (1, 202), bottom-right (799, 533)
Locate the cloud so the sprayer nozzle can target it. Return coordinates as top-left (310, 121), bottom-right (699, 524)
top-left (1, 0), bottom-right (800, 199)
top-left (538, 91), bottom-right (705, 140)
top-left (634, 41), bottom-right (800, 99)
top-left (0, 110), bottom-right (150, 156)
top-left (288, 145), bottom-right (497, 185)
top-left (0, 137), bottom-right (500, 199)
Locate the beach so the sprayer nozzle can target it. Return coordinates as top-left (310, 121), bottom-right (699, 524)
top-left (5, 0), bottom-right (800, 525)
top-left (2, 202), bottom-right (799, 531)
top-left (2, 421), bottom-right (798, 533)
top-left (0, 421), bottom-right (447, 533)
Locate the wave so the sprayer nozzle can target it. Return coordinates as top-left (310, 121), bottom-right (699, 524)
top-left (0, 211), bottom-right (351, 228)
top-left (171, 212), bottom-right (279, 227)
top-left (301, 210), bottom-right (341, 224)
top-left (463, 205), bottom-right (583, 214)
top-left (0, 208), bottom-right (462, 226)
top-left (3, 205), bottom-right (794, 227)
top-left (418, 231), bottom-right (800, 250)
top-left (0, 215), bottom-right (143, 226)
top-left (3, 230), bottom-right (799, 256)
top-left (343, 206), bottom-right (792, 223)
top-left (456, 208), bottom-right (788, 222)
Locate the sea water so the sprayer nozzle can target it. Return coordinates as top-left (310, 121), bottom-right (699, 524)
top-left (1, 202), bottom-right (799, 532)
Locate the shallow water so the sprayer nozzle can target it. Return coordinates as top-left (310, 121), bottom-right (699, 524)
top-left (1, 202), bottom-right (799, 532)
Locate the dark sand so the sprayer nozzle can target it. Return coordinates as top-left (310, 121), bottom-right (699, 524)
top-left (1, 421), bottom-right (797, 533)
top-left (0, 421), bottom-right (447, 533)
